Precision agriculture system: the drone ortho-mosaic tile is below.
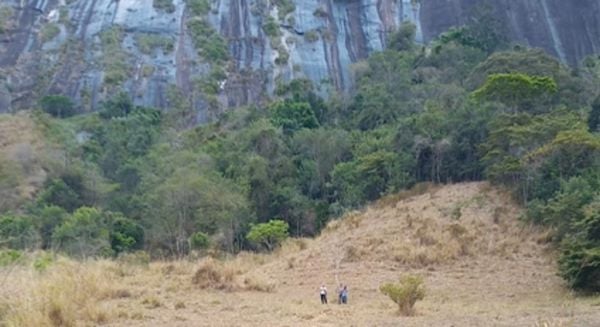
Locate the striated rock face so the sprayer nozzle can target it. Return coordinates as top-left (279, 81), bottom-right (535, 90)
top-left (1, 0), bottom-right (599, 120)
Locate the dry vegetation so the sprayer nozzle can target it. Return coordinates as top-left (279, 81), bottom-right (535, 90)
top-left (1, 183), bottom-right (600, 326)
top-left (0, 113), bottom-right (60, 210)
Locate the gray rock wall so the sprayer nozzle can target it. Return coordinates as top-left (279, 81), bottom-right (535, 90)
top-left (0, 0), bottom-right (599, 120)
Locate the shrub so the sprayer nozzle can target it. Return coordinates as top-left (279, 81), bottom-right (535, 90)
top-left (380, 274), bottom-right (425, 316)
top-left (187, 0), bottom-right (211, 16)
top-left (187, 18), bottom-right (229, 64)
top-left (39, 95), bottom-right (76, 118)
top-left (135, 33), bottom-right (174, 54)
top-left (262, 16), bottom-right (280, 38)
top-left (270, 100), bottom-right (318, 133)
top-left (99, 92), bottom-right (133, 119)
top-left (52, 207), bottom-right (112, 258)
top-left (189, 231), bottom-right (210, 250)
top-left (246, 220), bottom-right (289, 251)
top-left (558, 239), bottom-right (600, 292)
top-left (110, 216), bottom-right (144, 254)
top-left (0, 215), bottom-right (39, 250)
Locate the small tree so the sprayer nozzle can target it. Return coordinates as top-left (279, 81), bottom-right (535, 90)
top-left (39, 95), bottom-right (76, 118)
top-left (189, 231), bottom-right (210, 251)
top-left (380, 274), bottom-right (425, 316)
top-left (246, 219), bottom-right (289, 251)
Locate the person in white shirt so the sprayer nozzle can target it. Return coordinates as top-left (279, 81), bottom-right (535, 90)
top-left (319, 284), bottom-right (328, 304)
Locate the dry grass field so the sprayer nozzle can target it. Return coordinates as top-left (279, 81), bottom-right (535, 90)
top-left (1, 182), bottom-right (600, 326)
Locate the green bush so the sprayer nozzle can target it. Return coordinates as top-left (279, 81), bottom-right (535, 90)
top-left (273, 0), bottom-right (295, 19)
top-left (39, 95), bottom-right (76, 118)
top-left (187, 19), bottom-right (229, 63)
top-left (100, 27), bottom-right (130, 86)
top-left (99, 92), bottom-right (133, 119)
top-left (270, 100), bottom-right (318, 133)
top-left (263, 16), bottom-right (280, 38)
top-left (0, 215), bottom-right (39, 250)
top-left (187, 0), bottom-right (211, 16)
top-left (190, 231), bottom-right (210, 250)
top-left (380, 275), bottom-right (425, 316)
top-left (52, 207), bottom-right (112, 258)
top-left (247, 220), bottom-right (289, 251)
top-left (136, 33), bottom-right (174, 54)
top-left (110, 215), bottom-right (144, 254)
top-left (558, 239), bottom-right (600, 292)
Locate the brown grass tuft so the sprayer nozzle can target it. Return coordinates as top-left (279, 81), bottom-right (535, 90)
top-left (192, 258), bottom-right (238, 291)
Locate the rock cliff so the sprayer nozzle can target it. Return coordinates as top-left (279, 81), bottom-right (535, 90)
top-left (1, 0), bottom-right (599, 121)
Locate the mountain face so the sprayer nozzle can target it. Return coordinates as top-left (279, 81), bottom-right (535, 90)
top-left (1, 0), bottom-right (599, 121)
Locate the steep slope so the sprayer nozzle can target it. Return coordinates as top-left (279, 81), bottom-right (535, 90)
top-left (1, 0), bottom-right (600, 116)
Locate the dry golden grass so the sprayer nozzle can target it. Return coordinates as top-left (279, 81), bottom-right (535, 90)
top-left (2, 183), bottom-right (600, 326)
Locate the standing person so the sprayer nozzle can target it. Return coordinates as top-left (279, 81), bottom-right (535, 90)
top-left (319, 284), bottom-right (328, 304)
top-left (341, 285), bottom-right (348, 304)
top-left (337, 284), bottom-right (344, 304)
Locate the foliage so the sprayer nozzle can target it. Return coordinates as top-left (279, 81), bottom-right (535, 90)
top-left (110, 214), bottom-right (144, 254)
top-left (273, 0), bottom-right (295, 20)
top-left (388, 22), bottom-right (416, 52)
top-left (100, 26), bottom-right (130, 87)
top-left (37, 173), bottom-right (90, 212)
top-left (439, 4), bottom-right (508, 54)
top-left (189, 231), bottom-right (210, 250)
top-left (380, 275), bottom-right (426, 316)
top-left (51, 207), bottom-right (112, 258)
top-left (187, 19), bottom-right (228, 64)
top-left (559, 238), bottom-right (600, 292)
top-left (136, 33), bottom-right (174, 54)
top-left (270, 100), bottom-right (319, 133)
top-left (0, 215), bottom-right (39, 250)
top-left (472, 73), bottom-right (557, 113)
top-left (262, 16), bottom-right (280, 39)
top-left (39, 95), bottom-right (76, 118)
top-left (187, 0), bottom-right (211, 16)
top-left (99, 92), bottom-right (133, 119)
top-left (588, 95), bottom-right (600, 133)
top-left (246, 220), bottom-right (289, 251)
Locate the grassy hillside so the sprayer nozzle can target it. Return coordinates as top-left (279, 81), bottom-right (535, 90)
top-left (1, 183), bottom-right (598, 326)
top-left (0, 112), bottom-right (59, 211)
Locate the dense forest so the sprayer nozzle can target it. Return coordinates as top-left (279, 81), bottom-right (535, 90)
top-left (2, 19), bottom-right (600, 291)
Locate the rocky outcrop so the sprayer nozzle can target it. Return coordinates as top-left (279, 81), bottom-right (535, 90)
top-left (0, 0), bottom-right (599, 120)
